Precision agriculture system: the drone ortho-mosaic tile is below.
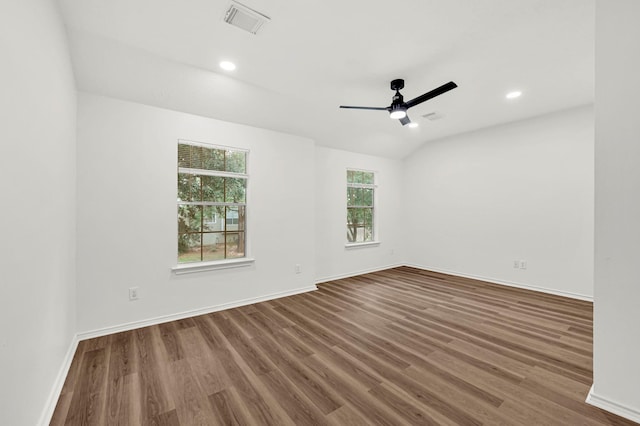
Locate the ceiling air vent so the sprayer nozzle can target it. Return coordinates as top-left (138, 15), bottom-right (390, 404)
top-left (223, 1), bottom-right (270, 35)
top-left (422, 112), bottom-right (445, 121)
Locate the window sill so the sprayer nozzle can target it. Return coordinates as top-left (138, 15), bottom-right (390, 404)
top-left (345, 241), bottom-right (381, 249)
top-left (172, 257), bottom-right (255, 275)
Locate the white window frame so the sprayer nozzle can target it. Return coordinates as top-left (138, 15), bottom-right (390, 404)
top-left (345, 168), bottom-right (380, 248)
top-left (172, 139), bottom-right (254, 274)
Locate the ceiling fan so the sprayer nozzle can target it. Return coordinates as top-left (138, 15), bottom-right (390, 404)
top-left (340, 79), bottom-right (458, 126)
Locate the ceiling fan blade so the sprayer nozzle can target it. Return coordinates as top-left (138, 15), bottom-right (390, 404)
top-left (399, 115), bottom-right (411, 126)
top-left (405, 81), bottom-right (458, 109)
top-left (339, 105), bottom-right (389, 111)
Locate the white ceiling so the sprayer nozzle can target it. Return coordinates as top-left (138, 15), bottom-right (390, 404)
top-left (57, 0), bottom-right (594, 159)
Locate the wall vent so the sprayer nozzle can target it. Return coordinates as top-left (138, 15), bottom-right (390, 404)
top-left (223, 1), bottom-right (270, 35)
top-left (422, 112), bottom-right (445, 121)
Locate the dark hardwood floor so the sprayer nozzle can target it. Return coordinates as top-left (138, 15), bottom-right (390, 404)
top-left (51, 267), bottom-right (637, 425)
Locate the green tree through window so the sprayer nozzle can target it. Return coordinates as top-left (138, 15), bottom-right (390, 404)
top-left (177, 141), bottom-right (247, 263)
top-left (347, 169), bottom-right (375, 243)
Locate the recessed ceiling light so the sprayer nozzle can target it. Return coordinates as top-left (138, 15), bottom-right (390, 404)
top-left (408, 122), bottom-right (419, 128)
top-left (506, 90), bottom-right (522, 99)
top-left (219, 61), bottom-right (236, 71)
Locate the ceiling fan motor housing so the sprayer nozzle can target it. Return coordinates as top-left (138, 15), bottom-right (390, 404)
top-left (390, 79), bottom-right (405, 91)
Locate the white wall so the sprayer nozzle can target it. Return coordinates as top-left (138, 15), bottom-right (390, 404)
top-left (591, 0), bottom-right (640, 421)
top-left (315, 147), bottom-right (404, 282)
top-left (76, 93), bottom-right (316, 334)
top-left (0, 1), bottom-right (77, 425)
top-left (403, 106), bottom-right (594, 299)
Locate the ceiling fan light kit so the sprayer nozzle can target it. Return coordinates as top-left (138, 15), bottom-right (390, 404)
top-left (389, 107), bottom-right (407, 120)
top-left (340, 78), bottom-right (457, 126)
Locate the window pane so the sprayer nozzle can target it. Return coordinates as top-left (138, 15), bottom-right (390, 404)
top-left (225, 206), bottom-right (240, 230)
top-left (347, 208), bottom-right (354, 226)
top-left (225, 206), bottom-right (245, 231)
top-left (236, 205), bottom-right (246, 231)
top-left (364, 224), bottom-right (373, 242)
top-left (178, 173), bottom-right (200, 202)
top-left (225, 177), bottom-right (246, 203)
top-left (202, 233), bottom-right (224, 261)
top-left (354, 188), bottom-right (364, 206)
top-left (347, 170), bottom-right (355, 184)
top-left (347, 222), bottom-right (360, 242)
top-left (180, 143), bottom-right (246, 174)
top-left (226, 233), bottom-right (245, 258)
top-left (203, 148), bottom-right (225, 171)
top-left (354, 171), bottom-right (364, 184)
top-left (347, 208), bottom-right (364, 226)
top-left (362, 188), bottom-right (373, 206)
top-left (178, 233), bottom-right (201, 263)
top-left (226, 150), bottom-right (246, 173)
top-left (359, 226), bottom-right (367, 242)
top-left (363, 208), bottom-right (373, 226)
top-left (178, 205), bottom-right (202, 233)
top-left (190, 145), bottom-right (204, 170)
top-left (178, 144), bottom-right (192, 168)
top-left (201, 175), bottom-right (224, 202)
top-left (362, 172), bottom-right (374, 184)
top-left (203, 206), bottom-right (222, 231)
top-left (348, 226), bottom-right (365, 242)
top-left (347, 187), bottom-right (356, 206)
top-left (347, 208), bottom-right (373, 242)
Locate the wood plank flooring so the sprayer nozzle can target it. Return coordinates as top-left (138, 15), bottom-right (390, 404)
top-left (51, 267), bottom-right (637, 425)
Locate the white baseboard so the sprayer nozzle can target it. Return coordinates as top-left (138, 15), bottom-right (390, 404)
top-left (404, 263), bottom-right (593, 302)
top-left (77, 285), bottom-right (318, 341)
top-left (38, 333), bottom-right (79, 426)
top-left (586, 385), bottom-right (640, 423)
top-left (315, 263), bottom-right (404, 285)
top-left (77, 263), bottom-right (592, 341)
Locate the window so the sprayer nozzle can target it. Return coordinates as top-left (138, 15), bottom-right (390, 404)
top-left (177, 141), bottom-right (247, 263)
top-left (346, 169), bottom-right (375, 243)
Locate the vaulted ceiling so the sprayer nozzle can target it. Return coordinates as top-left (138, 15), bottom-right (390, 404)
top-left (58, 0), bottom-right (594, 158)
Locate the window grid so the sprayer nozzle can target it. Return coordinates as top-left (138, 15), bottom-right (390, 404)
top-left (347, 170), bottom-right (376, 243)
top-left (178, 141), bottom-right (247, 263)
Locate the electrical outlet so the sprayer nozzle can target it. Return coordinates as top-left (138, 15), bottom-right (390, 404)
top-left (129, 287), bottom-right (139, 301)
top-left (520, 260), bottom-right (527, 270)
top-left (513, 260), bottom-right (520, 269)
top-left (295, 264), bottom-right (301, 274)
